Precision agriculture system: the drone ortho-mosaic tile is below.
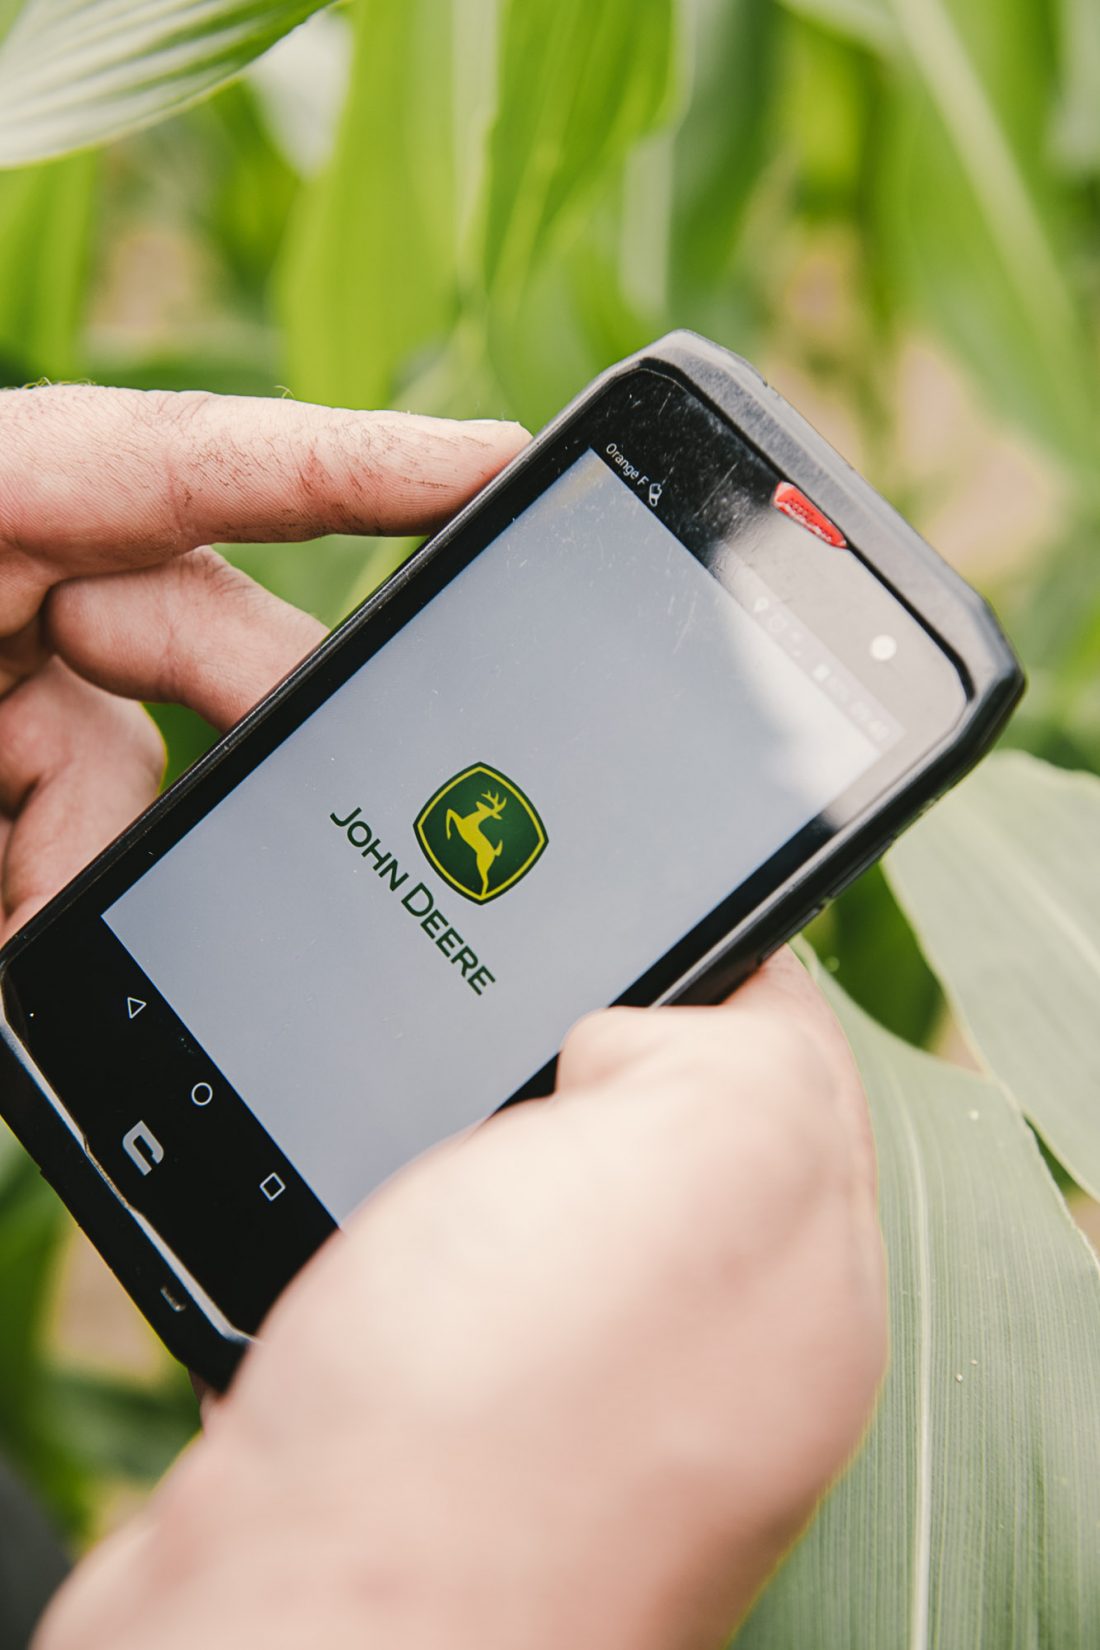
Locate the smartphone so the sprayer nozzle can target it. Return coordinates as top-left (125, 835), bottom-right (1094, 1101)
top-left (0, 333), bottom-right (1022, 1387)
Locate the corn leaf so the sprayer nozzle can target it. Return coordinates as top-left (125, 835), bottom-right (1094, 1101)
top-left (780, 0), bottom-right (900, 52)
top-left (670, 0), bottom-right (782, 304)
top-left (735, 981), bottom-right (1100, 1646)
top-left (0, 1158), bottom-right (65, 1434)
top-left (276, 0), bottom-right (462, 623)
top-left (44, 1367), bottom-right (198, 1485)
top-left (278, 0), bottom-right (457, 411)
top-left (0, 152), bottom-right (97, 380)
top-left (776, 0), bottom-right (1099, 480)
top-left (1052, 0), bottom-right (1100, 174)
top-left (884, 751), bottom-right (1100, 1201)
top-left (0, 0), bottom-right (331, 168)
top-left (478, 0), bottom-right (681, 299)
top-left (0, 1158), bottom-right (86, 1526)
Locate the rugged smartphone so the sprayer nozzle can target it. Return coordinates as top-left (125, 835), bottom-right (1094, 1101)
top-left (0, 333), bottom-right (1023, 1387)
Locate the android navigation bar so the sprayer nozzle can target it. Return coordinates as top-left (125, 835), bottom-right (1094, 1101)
top-left (10, 917), bottom-right (338, 1334)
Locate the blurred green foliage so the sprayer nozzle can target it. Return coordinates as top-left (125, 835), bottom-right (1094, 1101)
top-left (0, 0), bottom-right (1097, 1550)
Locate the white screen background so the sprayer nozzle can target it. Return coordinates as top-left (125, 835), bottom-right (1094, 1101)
top-left (107, 453), bottom-right (878, 1219)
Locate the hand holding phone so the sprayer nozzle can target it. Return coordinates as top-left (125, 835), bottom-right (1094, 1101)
top-left (36, 949), bottom-right (886, 1650)
top-left (0, 339), bottom-right (1022, 1386)
top-left (0, 389), bottom-right (528, 945)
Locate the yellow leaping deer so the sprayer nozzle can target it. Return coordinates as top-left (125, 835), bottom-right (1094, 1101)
top-left (446, 790), bottom-right (507, 898)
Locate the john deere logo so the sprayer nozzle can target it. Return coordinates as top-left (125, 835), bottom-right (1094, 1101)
top-left (414, 764), bottom-right (547, 904)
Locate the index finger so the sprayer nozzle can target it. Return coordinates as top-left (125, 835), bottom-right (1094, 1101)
top-left (0, 385), bottom-right (528, 633)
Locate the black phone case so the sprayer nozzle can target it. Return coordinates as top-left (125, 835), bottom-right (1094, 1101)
top-left (0, 332), bottom-right (1024, 1389)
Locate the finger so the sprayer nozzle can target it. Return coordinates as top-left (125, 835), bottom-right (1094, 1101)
top-left (735, 943), bottom-right (829, 1013)
top-left (556, 949), bottom-right (877, 1216)
top-left (736, 948), bottom-right (877, 1201)
top-left (558, 952), bottom-right (836, 1095)
top-left (46, 549), bottom-right (326, 733)
top-left (0, 385), bottom-right (529, 633)
top-left (0, 659), bottom-right (165, 938)
top-left (0, 613), bottom-right (47, 696)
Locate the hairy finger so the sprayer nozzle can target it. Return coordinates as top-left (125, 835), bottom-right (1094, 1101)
top-left (0, 385), bottom-right (528, 633)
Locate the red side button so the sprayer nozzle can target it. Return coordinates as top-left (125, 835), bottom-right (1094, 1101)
top-left (771, 481), bottom-right (847, 548)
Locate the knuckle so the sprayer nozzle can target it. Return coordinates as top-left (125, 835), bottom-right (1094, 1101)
top-left (184, 544), bottom-right (246, 600)
top-left (287, 424), bottom-right (337, 503)
top-left (0, 385), bottom-right (74, 554)
top-left (141, 386), bottom-right (217, 432)
top-left (179, 545), bottom-right (306, 633)
top-left (281, 410), bottom-right (379, 533)
top-left (142, 391), bottom-right (222, 550)
top-left (558, 1006), bottom-right (646, 1085)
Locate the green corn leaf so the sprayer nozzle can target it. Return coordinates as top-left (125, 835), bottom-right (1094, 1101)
top-left (735, 978), bottom-right (1100, 1646)
top-left (775, 0), bottom-right (1099, 482)
top-left (470, 0), bottom-right (686, 427)
top-left (0, 152), bottom-right (97, 381)
top-left (809, 861), bottom-right (943, 1047)
top-left (0, 0), bottom-right (331, 168)
top-left (0, 0), bottom-right (23, 52)
top-left (278, 0), bottom-right (457, 412)
top-left (190, 82), bottom-right (300, 305)
top-left (44, 1366), bottom-right (198, 1485)
top-left (482, 152), bottom-right (660, 432)
top-left (0, 1117), bottom-right (19, 1182)
top-left (0, 1159), bottom-right (66, 1422)
top-left (0, 1159), bottom-right (89, 1527)
top-left (884, 751), bottom-right (1100, 1201)
top-left (1000, 526), bottom-right (1100, 778)
top-left (478, 0), bottom-right (682, 300)
top-left (779, 0), bottom-right (900, 53)
top-left (670, 0), bottom-right (782, 304)
top-left (1052, 0), bottom-right (1100, 175)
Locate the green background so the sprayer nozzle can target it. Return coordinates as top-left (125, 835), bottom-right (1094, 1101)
top-left (0, 0), bottom-right (1097, 1600)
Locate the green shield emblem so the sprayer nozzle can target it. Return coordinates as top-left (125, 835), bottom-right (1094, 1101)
top-left (414, 763), bottom-right (548, 904)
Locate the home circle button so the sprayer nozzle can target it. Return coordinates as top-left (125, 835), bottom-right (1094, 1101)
top-left (190, 1082), bottom-right (214, 1108)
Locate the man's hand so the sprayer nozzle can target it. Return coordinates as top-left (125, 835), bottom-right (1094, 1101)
top-left (0, 384), bottom-right (887, 1650)
top-left (0, 385), bottom-right (526, 938)
top-left (38, 952), bottom-right (885, 1650)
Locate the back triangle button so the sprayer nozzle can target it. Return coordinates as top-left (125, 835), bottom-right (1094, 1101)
top-left (126, 997), bottom-right (146, 1020)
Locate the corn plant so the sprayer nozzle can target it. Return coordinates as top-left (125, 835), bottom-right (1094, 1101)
top-left (0, 1), bottom-right (1098, 1641)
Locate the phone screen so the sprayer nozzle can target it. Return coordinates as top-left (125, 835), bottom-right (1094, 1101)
top-left (99, 440), bottom-right (955, 1224)
top-left (3, 369), bottom-right (969, 1329)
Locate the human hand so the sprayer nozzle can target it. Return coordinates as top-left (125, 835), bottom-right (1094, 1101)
top-left (0, 384), bottom-right (526, 938)
top-left (38, 950), bottom-right (886, 1650)
top-left (1, 384), bottom-right (886, 1650)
